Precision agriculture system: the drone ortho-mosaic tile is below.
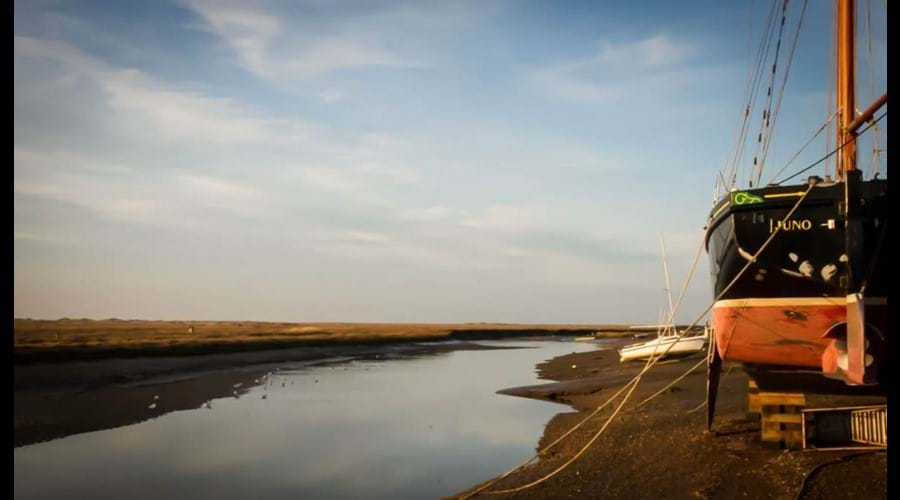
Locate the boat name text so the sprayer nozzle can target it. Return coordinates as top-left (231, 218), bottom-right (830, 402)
top-left (769, 219), bottom-right (813, 232)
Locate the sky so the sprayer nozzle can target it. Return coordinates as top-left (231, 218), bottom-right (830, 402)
top-left (14, 0), bottom-right (887, 323)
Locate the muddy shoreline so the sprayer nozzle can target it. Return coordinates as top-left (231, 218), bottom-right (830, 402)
top-left (457, 339), bottom-right (887, 499)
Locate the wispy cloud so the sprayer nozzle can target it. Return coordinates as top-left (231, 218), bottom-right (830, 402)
top-left (528, 34), bottom-right (701, 103)
top-left (461, 204), bottom-right (544, 232)
top-left (595, 34), bottom-right (693, 67)
top-left (16, 35), bottom-right (321, 146)
top-left (397, 206), bottom-right (469, 222)
top-left (15, 178), bottom-right (162, 225)
top-left (15, 33), bottom-right (421, 224)
top-left (184, 0), bottom-right (427, 79)
top-left (318, 88), bottom-right (345, 103)
top-left (182, 0), bottom-right (281, 75)
top-left (177, 173), bottom-right (262, 202)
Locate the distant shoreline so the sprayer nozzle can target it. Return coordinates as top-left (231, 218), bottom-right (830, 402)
top-left (14, 319), bottom-right (700, 364)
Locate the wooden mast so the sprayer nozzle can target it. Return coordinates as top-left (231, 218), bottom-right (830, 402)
top-left (836, 0), bottom-right (856, 179)
top-left (836, 0), bottom-right (886, 180)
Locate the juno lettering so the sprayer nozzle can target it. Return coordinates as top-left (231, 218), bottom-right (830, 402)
top-left (769, 219), bottom-right (813, 232)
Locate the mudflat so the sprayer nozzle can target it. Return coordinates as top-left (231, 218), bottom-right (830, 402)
top-left (455, 339), bottom-right (887, 499)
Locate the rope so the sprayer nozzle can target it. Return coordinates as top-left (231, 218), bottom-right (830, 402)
top-left (775, 110), bottom-right (887, 185)
top-left (750, 0), bottom-right (790, 186)
top-left (756, 0), bottom-right (810, 184)
top-left (481, 378), bottom-right (642, 495)
top-left (864, 0), bottom-right (883, 179)
top-left (740, 0), bottom-right (783, 188)
top-left (456, 230), bottom-right (711, 499)
top-left (725, 0), bottom-right (782, 190)
top-left (634, 357), bottom-right (706, 409)
top-left (825, 5), bottom-right (837, 176)
top-left (458, 184), bottom-right (816, 498)
top-left (765, 112), bottom-right (835, 185)
top-left (455, 343), bottom-right (661, 499)
top-left (686, 364), bottom-right (735, 414)
top-left (739, 0), bottom-right (782, 188)
top-left (453, 375), bottom-right (639, 500)
top-left (660, 228), bottom-right (706, 334)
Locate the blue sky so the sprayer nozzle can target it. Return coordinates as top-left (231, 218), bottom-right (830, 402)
top-left (14, 0), bottom-right (887, 323)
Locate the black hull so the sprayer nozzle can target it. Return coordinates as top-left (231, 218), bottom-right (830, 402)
top-left (705, 177), bottom-right (888, 301)
top-left (704, 175), bottom-right (888, 391)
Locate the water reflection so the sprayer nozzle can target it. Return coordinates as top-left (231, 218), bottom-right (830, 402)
top-left (15, 340), bottom-right (604, 499)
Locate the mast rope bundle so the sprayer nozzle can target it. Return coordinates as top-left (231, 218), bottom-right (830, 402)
top-left (755, 0), bottom-right (810, 185)
top-left (725, 0), bottom-right (783, 191)
top-left (750, 0), bottom-right (790, 187)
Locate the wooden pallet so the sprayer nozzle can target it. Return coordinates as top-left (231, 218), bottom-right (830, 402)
top-left (747, 379), bottom-right (761, 416)
top-left (758, 391), bottom-right (806, 449)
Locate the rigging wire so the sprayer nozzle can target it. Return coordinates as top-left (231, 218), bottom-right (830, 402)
top-left (864, 0), bottom-right (883, 179)
top-left (722, 0), bottom-right (761, 189)
top-left (735, 0), bottom-right (782, 189)
top-left (725, 0), bottom-right (781, 190)
top-left (825, 4), bottom-right (837, 177)
top-left (774, 109), bottom-right (887, 185)
top-left (750, 0), bottom-right (790, 187)
top-left (756, 0), bottom-right (810, 184)
top-left (765, 111), bottom-right (836, 185)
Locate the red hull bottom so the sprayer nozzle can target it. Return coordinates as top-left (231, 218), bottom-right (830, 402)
top-left (712, 298), bottom-right (887, 379)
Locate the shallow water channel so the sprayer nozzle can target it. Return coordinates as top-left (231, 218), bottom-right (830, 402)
top-left (15, 339), bottom-right (605, 499)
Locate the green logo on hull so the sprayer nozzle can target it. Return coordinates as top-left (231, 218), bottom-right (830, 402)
top-left (732, 191), bottom-right (764, 205)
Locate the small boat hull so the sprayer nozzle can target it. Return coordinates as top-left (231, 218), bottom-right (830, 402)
top-left (618, 335), bottom-right (707, 362)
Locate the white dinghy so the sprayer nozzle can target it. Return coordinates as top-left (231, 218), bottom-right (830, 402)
top-left (618, 326), bottom-right (708, 362)
top-left (618, 234), bottom-right (709, 362)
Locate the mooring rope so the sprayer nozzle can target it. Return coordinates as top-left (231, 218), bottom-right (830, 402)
top-left (634, 357), bottom-right (707, 409)
top-left (454, 232), bottom-right (710, 499)
top-left (456, 182), bottom-right (816, 498)
top-left (686, 364), bottom-right (736, 414)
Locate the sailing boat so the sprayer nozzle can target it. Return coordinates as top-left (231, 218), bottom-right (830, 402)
top-left (618, 315), bottom-right (708, 362)
top-left (619, 235), bottom-right (708, 362)
top-left (705, 0), bottom-right (888, 428)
